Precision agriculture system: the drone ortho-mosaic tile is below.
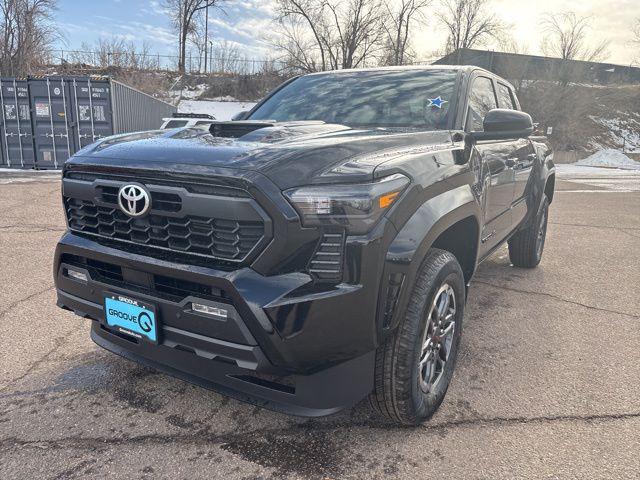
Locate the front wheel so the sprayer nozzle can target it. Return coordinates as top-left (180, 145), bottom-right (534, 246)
top-left (370, 249), bottom-right (465, 425)
top-left (508, 195), bottom-right (549, 268)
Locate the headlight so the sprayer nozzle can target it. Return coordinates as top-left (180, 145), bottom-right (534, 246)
top-left (284, 174), bottom-right (410, 234)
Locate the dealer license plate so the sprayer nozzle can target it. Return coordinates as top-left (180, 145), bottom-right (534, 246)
top-left (104, 294), bottom-right (158, 344)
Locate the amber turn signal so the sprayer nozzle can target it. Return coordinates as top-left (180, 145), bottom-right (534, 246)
top-left (379, 191), bottom-right (400, 209)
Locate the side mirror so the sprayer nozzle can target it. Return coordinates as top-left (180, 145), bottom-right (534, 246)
top-left (469, 109), bottom-right (533, 141)
top-left (231, 111), bottom-right (249, 121)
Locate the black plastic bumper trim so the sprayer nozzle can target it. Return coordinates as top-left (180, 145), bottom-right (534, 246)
top-left (91, 322), bottom-right (375, 417)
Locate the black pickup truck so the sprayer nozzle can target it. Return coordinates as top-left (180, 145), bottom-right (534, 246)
top-left (54, 66), bottom-right (555, 425)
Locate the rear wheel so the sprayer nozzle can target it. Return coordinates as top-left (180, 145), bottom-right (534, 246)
top-left (370, 249), bottom-right (465, 425)
top-left (508, 195), bottom-right (549, 268)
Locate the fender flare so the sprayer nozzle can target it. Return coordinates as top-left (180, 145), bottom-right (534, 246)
top-left (377, 185), bottom-right (481, 335)
top-left (386, 184), bottom-right (481, 267)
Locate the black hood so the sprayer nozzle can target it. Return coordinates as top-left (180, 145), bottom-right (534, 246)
top-left (68, 121), bottom-right (455, 189)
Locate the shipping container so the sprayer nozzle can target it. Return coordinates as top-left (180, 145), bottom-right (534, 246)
top-left (68, 77), bottom-right (114, 152)
top-left (0, 78), bottom-right (35, 168)
top-left (0, 76), bottom-right (176, 169)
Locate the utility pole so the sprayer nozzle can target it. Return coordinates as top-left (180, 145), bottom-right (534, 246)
top-left (204, 5), bottom-right (209, 74)
top-left (209, 41), bottom-right (214, 74)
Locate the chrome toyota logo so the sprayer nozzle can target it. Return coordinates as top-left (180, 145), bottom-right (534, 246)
top-left (117, 184), bottom-right (150, 217)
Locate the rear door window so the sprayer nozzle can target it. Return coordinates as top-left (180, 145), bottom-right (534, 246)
top-left (497, 83), bottom-right (516, 110)
top-left (466, 76), bottom-right (497, 132)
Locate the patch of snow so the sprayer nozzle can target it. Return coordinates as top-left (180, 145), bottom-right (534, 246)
top-left (177, 100), bottom-right (257, 121)
top-left (208, 95), bottom-right (240, 102)
top-left (574, 149), bottom-right (640, 170)
top-left (589, 116), bottom-right (640, 153)
top-left (168, 83), bottom-right (210, 100)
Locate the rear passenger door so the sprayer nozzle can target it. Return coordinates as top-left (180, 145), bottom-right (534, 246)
top-left (495, 82), bottom-right (535, 226)
top-left (466, 76), bottom-right (514, 255)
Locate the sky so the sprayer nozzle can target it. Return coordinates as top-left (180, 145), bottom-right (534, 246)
top-left (53, 0), bottom-right (640, 66)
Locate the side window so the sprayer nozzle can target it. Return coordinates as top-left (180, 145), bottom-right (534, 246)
top-left (465, 77), bottom-right (497, 132)
top-left (497, 83), bottom-right (516, 110)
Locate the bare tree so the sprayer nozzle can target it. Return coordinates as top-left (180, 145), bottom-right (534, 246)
top-left (328, 0), bottom-right (386, 69)
top-left (209, 39), bottom-right (244, 73)
top-left (496, 35), bottom-right (528, 55)
top-left (437, 0), bottom-right (504, 59)
top-left (540, 11), bottom-right (609, 62)
top-left (273, 16), bottom-right (323, 72)
top-left (380, 0), bottom-right (431, 66)
top-left (274, 0), bottom-right (385, 72)
top-left (188, 11), bottom-right (209, 72)
top-left (164, 0), bottom-right (226, 73)
top-left (276, 0), bottom-right (329, 70)
top-left (70, 39), bottom-right (159, 71)
top-left (0, 0), bottom-right (58, 75)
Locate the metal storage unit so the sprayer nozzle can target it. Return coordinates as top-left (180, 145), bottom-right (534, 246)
top-left (69, 77), bottom-right (115, 151)
top-left (28, 77), bottom-right (75, 168)
top-left (0, 78), bottom-right (35, 168)
top-left (111, 80), bottom-right (175, 134)
top-left (0, 76), bottom-right (176, 169)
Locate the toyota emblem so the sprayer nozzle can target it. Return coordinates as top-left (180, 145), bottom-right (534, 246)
top-left (117, 184), bottom-right (151, 217)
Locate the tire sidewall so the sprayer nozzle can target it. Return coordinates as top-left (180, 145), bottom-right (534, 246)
top-left (408, 255), bottom-right (466, 420)
top-left (534, 196), bottom-right (550, 262)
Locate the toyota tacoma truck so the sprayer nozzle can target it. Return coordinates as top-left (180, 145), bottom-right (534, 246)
top-left (54, 66), bottom-right (555, 425)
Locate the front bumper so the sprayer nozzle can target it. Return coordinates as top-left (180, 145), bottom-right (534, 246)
top-left (54, 231), bottom-right (383, 415)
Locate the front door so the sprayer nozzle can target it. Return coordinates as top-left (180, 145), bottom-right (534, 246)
top-left (465, 76), bottom-right (517, 256)
top-left (510, 140), bottom-right (535, 226)
top-left (494, 81), bottom-right (535, 227)
top-left (474, 141), bottom-right (515, 255)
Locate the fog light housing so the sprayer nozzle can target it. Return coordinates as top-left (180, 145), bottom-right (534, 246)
top-left (66, 268), bottom-right (88, 283)
top-left (192, 303), bottom-right (227, 319)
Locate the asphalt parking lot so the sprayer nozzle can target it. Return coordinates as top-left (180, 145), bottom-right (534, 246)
top-left (1, 169), bottom-right (639, 479)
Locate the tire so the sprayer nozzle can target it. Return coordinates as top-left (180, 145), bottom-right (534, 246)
top-left (370, 248), bottom-right (465, 425)
top-left (508, 195), bottom-right (549, 268)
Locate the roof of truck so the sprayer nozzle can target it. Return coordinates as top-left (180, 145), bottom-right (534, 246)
top-left (306, 64), bottom-right (485, 76)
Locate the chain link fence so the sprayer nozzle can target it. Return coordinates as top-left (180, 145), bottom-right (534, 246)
top-left (48, 49), bottom-right (441, 76)
top-left (50, 49), bottom-right (288, 75)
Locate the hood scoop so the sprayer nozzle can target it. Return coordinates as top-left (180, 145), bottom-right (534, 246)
top-left (209, 121), bottom-right (275, 138)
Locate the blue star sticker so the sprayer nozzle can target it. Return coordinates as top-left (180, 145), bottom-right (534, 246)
top-left (428, 96), bottom-right (448, 109)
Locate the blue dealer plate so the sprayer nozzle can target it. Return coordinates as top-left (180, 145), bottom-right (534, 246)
top-left (104, 294), bottom-right (158, 343)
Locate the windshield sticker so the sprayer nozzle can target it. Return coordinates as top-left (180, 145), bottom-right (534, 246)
top-left (427, 97), bottom-right (448, 109)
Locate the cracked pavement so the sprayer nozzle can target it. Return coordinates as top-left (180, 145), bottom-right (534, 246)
top-left (0, 172), bottom-right (639, 479)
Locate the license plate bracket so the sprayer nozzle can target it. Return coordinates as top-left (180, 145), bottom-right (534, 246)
top-left (104, 294), bottom-right (158, 344)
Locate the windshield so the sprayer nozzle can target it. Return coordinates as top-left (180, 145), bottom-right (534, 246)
top-left (249, 69), bottom-right (458, 130)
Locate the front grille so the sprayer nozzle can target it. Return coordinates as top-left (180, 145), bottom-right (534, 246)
top-left (153, 274), bottom-right (220, 300)
top-left (65, 198), bottom-right (264, 260)
top-left (61, 254), bottom-right (226, 302)
top-left (62, 171), bottom-right (270, 263)
top-left (98, 185), bottom-right (182, 212)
